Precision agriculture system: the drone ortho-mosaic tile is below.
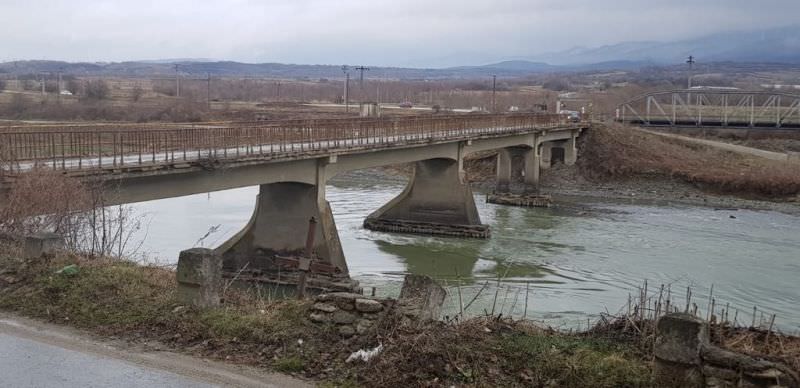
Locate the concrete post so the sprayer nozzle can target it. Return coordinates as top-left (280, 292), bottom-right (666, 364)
top-left (176, 248), bottom-right (222, 308)
top-left (522, 146), bottom-right (540, 194)
top-left (398, 274), bottom-right (446, 323)
top-left (653, 313), bottom-right (708, 387)
top-left (495, 148), bottom-right (512, 194)
top-left (564, 134), bottom-right (578, 166)
top-left (540, 142), bottom-right (553, 170)
top-left (24, 232), bottom-right (64, 259)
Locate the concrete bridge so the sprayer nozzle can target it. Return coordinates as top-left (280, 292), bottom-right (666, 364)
top-left (617, 89), bottom-right (800, 129)
top-left (1, 114), bottom-right (585, 285)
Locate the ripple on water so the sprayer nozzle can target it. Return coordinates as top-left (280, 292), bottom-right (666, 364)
top-left (127, 179), bottom-right (800, 331)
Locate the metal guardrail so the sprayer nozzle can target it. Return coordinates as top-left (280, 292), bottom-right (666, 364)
top-left (0, 114), bottom-right (571, 175)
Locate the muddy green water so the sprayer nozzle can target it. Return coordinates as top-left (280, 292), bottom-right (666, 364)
top-left (129, 173), bottom-right (800, 332)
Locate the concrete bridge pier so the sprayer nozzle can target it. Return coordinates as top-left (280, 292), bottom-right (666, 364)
top-left (522, 146), bottom-right (541, 194)
top-left (486, 139), bottom-right (552, 207)
top-left (215, 158), bottom-right (356, 292)
top-left (493, 146), bottom-right (540, 194)
top-left (540, 142), bottom-right (553, 169)
top-left (495, 148), bottom-right (513, 194)
top-left (216, 181), bottom-right (346, 272)
top-left (364, 155), bottom-right (489, 238)
top-left (564, 133), bottom-right (578, 166)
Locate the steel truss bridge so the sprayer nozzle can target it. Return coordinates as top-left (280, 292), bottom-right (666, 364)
top-left (617, 89), bottom-right (800, 129)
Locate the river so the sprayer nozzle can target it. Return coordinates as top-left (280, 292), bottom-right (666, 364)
top-left (127, 172), bottom-right (800, 332)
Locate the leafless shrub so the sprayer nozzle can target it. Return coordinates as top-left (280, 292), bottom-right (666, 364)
top-left (84, 79), bottom-right (110, 100)
top-left (0, 168), bottom-right (143, 258)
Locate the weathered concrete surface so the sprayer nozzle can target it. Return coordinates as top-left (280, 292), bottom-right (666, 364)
top-left (216, 182), bottom-right (346, 273)
top-left (398, 274), bottom-right (447, 322)
top-left (522, 146), bottom-right (540, 193)
top-left (0, 313), bottom-right (311, 388)
top-left (495, 148), bottom-right (512, 193)
top-left (176, 248), bottom-right (222, 308)
top-left (364, 158), bottom-right (486, 237)
top-left (540, 141), bottom-right (553, 169)
top-left (654, 313), bottom-right (799, 388)
top-left (24, 232), bottom-right (64, 259)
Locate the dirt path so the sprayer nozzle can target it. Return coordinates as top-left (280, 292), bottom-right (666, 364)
top-left (638, 128), bottom-right (800, 162)
top-left (0, 313), bottom-right (312, 388)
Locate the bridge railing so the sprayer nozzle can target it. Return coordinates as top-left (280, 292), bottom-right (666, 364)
top-left (0, 113), bottom-right (568, 174)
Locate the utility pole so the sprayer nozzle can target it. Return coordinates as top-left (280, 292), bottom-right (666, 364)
top-left (276, 81), bottom-right (281, 101)
top-left (492, 74), bottom-right (497, 113)
top-left (40, 72), bottom-right (45, 95)
top-left (342, 65), bottom-right (350, 112)
top-left (686, 55), bottom-right (695, 89)
top-left (57, 68), bottom-right (63, 103)
top-left (206, 73), bottom-right (211, 110)
top-left (174, 64), bottom-right (180, 98)
top-left (355, 65), bottom-right (369, 102)
top-left (686, 55), bottom-right (695, 106)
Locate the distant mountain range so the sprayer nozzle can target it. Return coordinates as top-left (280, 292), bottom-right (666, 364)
top-left (1, 25), bottom-right (799, 79)
top-left (534, 25), bottom-right (800, 65)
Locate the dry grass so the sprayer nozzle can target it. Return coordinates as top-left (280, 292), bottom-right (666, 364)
top-left (590, 280), bottom-right (800, 374)
top-left (580, 123), bottom-right (800, 197)
top-left (0, 252), bottom-right (652, 387)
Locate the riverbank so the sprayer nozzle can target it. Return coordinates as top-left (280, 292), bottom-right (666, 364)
top-left (460, 123), bottom-right (800, 215)
top-left (2, 248), bottom-right (799, 386)
top-left (0, 250), bottom-right (652, 387)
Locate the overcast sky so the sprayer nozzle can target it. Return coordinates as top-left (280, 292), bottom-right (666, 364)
top-left (0, 0), bottom-right (797, 67)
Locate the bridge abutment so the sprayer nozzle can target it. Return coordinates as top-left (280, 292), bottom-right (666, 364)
top-left (364, 156), bottom-right (489, 238)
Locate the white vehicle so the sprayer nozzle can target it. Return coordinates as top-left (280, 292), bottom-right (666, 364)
top-left (60, 90), bottom-right (73, 96)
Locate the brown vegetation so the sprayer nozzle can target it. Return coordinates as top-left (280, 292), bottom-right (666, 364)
top-left (0, 253), bottom-right (652, 387)
top-left (579, 124), bottom-right (800, 197)
top-left (0, 169), bottom-right (142, 257)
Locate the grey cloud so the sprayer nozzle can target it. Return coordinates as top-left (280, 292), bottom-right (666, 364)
top-left (0, 0), bottom-right (797, 67)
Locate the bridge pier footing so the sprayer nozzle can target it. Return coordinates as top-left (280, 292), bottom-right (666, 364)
top-left (364, 158), bottom-right (489, 238)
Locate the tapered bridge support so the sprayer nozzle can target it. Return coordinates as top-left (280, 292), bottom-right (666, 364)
top-left (364, 158), bottom-right (489, 238)
top-left (215, 159), bottom-right (357, 292)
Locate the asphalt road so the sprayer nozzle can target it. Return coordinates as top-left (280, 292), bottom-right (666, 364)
top-left (0, 314), bottom-right (311, 388)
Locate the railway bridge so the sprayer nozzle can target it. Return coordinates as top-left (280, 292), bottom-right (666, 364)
top-left (617, 89), bottom-right (800, 129)
top-left (0, 114), bottom-right (585, 287)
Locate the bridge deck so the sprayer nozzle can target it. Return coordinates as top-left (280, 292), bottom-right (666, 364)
top-left (1, 114), bottom-right (574, 177)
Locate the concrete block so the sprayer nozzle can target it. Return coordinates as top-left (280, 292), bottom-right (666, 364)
top-left (653, 313), bottom-right (708, 388)
top-left (176, 248), bottom-right (222, 308)
top-left (398, 274), bottom-right (446, 321)
top-left (654, 313), bottom-right (708, 365)
top-left (24, 232), bottom-right (63, 259)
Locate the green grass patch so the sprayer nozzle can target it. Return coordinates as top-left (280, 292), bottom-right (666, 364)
top-left (498, 332), bottom-right (652, 387)
top-left (272, 356), bottom-right (305, 373)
